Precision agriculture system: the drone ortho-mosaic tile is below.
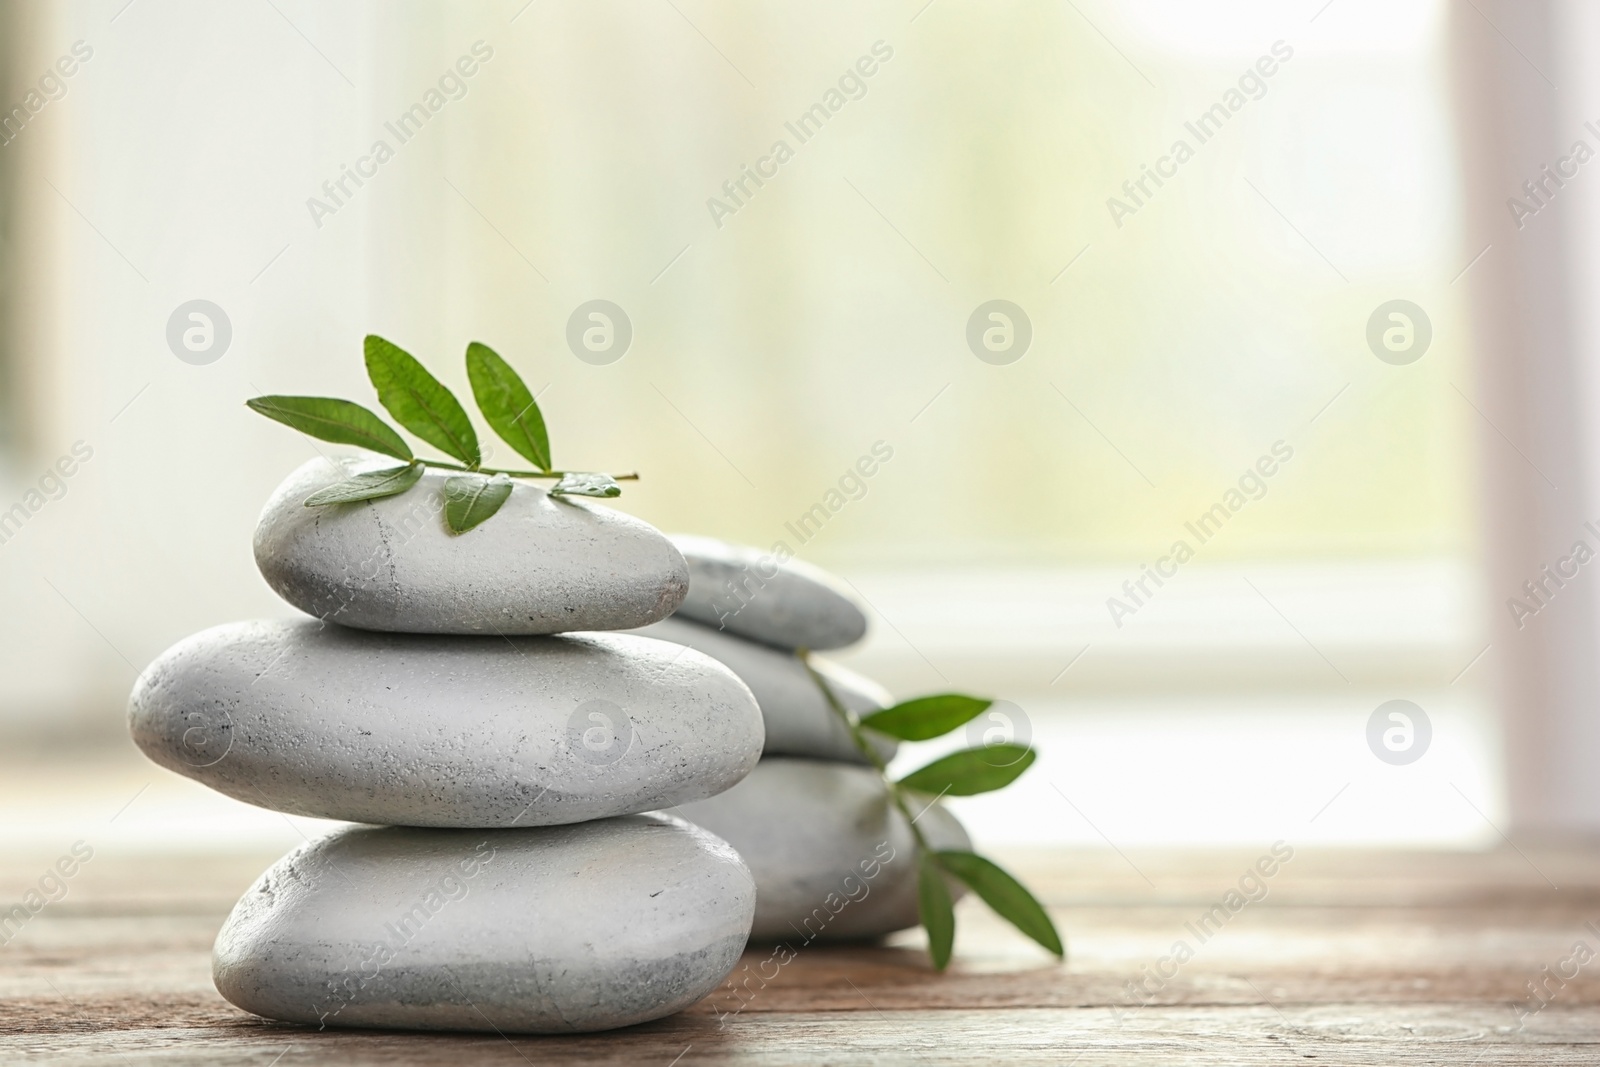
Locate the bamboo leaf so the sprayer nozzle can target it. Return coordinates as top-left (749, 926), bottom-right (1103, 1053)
top-left (303, 462), bottom-right (424, 506)
top-left (466, 342), bottom-right (551, 471)
top-left (896, 745), bottom-right (1035, 797)
top-left (442, 474), bottom-right (512, 534)
top-left (860, 695), bottom-right (992, 741)
top-left (919, 851), bottom-right (956, 970)
top-left (364, 334), bottom-right (480, 466)
top-left (246, 396), bottom-right (412, 461)
top-left (936, 850), bottom-right (1063, 958)
top-left (550, 472), bottom-right (621, 498)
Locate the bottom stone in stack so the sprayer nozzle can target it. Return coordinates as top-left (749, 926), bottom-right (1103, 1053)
top-left (213, 815), bottom-right (755, 1033)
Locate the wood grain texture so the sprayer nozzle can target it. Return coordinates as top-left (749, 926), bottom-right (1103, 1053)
top-left (4, 844), bottom-right (1600, 1064)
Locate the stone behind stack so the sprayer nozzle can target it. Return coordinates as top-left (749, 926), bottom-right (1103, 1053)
top-left (642, 535), bottom-right (971, 943)
top-left (633, 617), bottom-right (895, 765)
top-left (128, 459), bottom-right (765, 1033)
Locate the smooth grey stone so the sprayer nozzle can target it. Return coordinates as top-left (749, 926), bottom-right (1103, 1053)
top-left (670, 759), bottom-right (969, 942)
top-left (255, 458), bottom-right (689, 634)
top-left (214, 815), bottom-right (755, 1033)
top-left (670, 534), bottom-right (867, 650)
top-left (129, 620), bottom-right (762, 827)
top-left (633, 617), bottom-right (896, 765)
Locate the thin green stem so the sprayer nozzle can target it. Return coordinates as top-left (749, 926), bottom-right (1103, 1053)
top-left (422, 460), bottom-right (640, 480)
top-left (799, 650), bottom-right (933, 855)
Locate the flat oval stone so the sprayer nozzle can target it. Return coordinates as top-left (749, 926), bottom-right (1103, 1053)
top-left (672, 759), bottom-right (968, 942)
top-left (254, 459), bottom-right (689, 634)
top-left (214, 816), bottom-right (754, 1032)
top-left (129, 621), bottom-right (763, 827)
top-left (632, 617), bottom-right (895, 765)
top-left (670, 534), bottom-right (867, 650)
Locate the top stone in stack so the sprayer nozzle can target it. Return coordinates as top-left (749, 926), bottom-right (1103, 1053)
top-left (255, 459), bottom-right (693, 634)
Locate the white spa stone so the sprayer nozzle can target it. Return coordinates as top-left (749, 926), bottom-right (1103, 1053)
top-left (670, 758), bottom-right (969, 942)
top-left (632, 616), bottom-right (896, 765)
top-left (254, 458), bottom-right (689, 634)
top-left (128, 620), bottom-right (763, 827)
top-left (670, 534), bottom-right (867, 650)
top-left (213, 816), bottom-right (755, 1033)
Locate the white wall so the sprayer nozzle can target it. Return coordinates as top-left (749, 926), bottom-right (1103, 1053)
top-left (0, 1), bottom-right (382, 731)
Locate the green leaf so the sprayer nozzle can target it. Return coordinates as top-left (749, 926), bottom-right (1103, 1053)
top-left (442, 474), bottom-right (512, 534)
top-left (364, 334), bottom-right (481, 467)
top-left (896, 745), bottom-right (1035, 797)
top-left (303, 462), bottom-right (424, 506)
top-left (918, 851), bottom-right (956, 971)
top-left (465, 342), bottom-right (551, 471)
top-left (246, 396), bottom-right (413, 462)
top-left (860, 695), bottom-right (992, 741)
top-left (936, 850), bottom-right (1063, 958)
top-left (550, 472), bottom-right (621, 498)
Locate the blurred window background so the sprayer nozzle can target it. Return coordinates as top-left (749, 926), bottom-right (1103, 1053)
top-left (4, 0), bottom-right (1591, 853)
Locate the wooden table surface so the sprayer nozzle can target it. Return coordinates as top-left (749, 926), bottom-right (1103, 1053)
top-left (5, 842), bottom-right (1600, 1065)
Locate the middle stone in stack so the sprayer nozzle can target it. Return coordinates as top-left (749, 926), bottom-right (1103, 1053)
top-left (128, 461), bottom-right (767, 1033)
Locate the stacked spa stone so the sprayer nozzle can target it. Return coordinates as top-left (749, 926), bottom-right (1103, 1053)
top-left (635, 536), bottom-right (970, 943)
top-left (127, 460), bottom-right (765, 1033)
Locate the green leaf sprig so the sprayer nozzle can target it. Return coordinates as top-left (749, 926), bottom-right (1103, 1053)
top-left (247, 335), bottom-right (634, 533)
top-left (799, 654), bottom-right (1063, 971)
